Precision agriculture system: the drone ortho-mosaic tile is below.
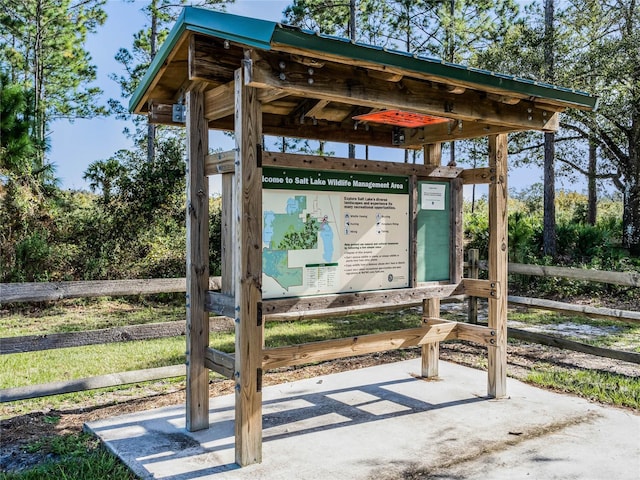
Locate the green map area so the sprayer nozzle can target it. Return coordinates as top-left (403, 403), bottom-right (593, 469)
top-left (263, 196), bottom-right (320, 291)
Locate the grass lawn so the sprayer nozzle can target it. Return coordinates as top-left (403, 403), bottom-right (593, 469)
top-left (1, 300), bottom-right (638, 479)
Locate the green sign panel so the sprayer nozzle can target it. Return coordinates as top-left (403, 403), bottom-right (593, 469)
top-left (416, 181), bottom-right (450, 282)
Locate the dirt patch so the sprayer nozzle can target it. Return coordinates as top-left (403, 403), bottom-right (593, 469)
top-left (2, 344), bottom-right (638, 474)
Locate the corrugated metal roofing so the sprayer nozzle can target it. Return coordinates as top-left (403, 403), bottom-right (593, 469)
top-left (130, 6), bottom-right (597, 113)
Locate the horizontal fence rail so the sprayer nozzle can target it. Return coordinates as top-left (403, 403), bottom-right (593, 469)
top-left (1, 260), bottom-right (638, 403)
top-left (476, 261), bottom-right (639, 287)
top-left (0, 277), bottom-right (222, 303)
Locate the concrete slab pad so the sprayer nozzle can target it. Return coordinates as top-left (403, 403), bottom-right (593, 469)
top-left (85, 360), bottom-right (640, 480)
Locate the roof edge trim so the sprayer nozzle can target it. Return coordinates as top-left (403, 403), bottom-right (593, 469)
top-left (129, 7), bottom-right (278, 113)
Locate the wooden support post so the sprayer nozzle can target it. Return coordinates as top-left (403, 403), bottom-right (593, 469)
top-left (421, 297), bottom-right (441, 377)
top-left (409, 175), bottom-right (418, 287)
top-left (421, 142), bottom-right (442, 378)
top-left (468, 248), bottom-right (479, 324)
top-left (450, 177), bottom-right (464, 284)
top-left (221, 173), bottom-right (234, 296)
top-left (185, 85), bottom-right (210, 432)
top-left (488, 134), bottom-right (508, 398)
top-left (233, 64), bottom-right (263, 466)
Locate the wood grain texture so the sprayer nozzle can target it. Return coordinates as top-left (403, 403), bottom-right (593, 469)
top-left (262, 324), bottom-right (455, 370)
top-left (421, 298), bottom-right (441, 377)
top-left (1, 365), bottom-right (186, 403)
top-left (487, 133), bottom-right (508, 398)
top-left (507, 296), bottom-right (640, 322)
top-left (0, 318), bottom-right (233, 355)
top-left (204, 150), bottom-right (235, 175)
top-left (467, 249), bottom-right (480, 324)
top-left (248, 50), bottom-right (560, 131)
top-left (450, 177), bottom-right (464, 284)
top-left (421, 143), bottom-right (443, 377)
top-left (221, 173), bottom-right (234, 295)
top-left (262, 284), bottom-right (458, 315)
top-left (507, 263), bottom-right (640, 287)
top-left (0, 278), bottom-right (221, 304)
top-left (204, 348), bottom-right (235, 379)
top-left (261, 151), bottom-right (462, 178)
top-left (460, 167), bottom-right (493, 185)
top-left (185, 85), bottom-right (211, 431)
top-left (455, 278), bottom-right (500, 299)
top-left (233, 65), bottom-right (263, 466)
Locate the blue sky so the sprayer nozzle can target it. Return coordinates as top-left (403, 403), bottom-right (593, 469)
top-left (48, 0), bottom-right (582, 198)
top-left (49, 0), bottom-right (292, 192)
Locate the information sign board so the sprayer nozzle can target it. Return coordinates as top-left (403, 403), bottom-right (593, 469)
top-left (262, 167), bottom-right (410, 298)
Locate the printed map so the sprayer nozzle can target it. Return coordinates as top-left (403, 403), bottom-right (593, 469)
top-left (263, 194), bottom-right (336, 295)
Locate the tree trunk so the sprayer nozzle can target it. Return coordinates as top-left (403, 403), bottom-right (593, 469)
top-left (623, 180), bottom-right (640, 256)
top-left (622, 136), bottom-right (640, 255)
top-left (543, 132), bottom-right (556, 255)
top-left (587, 138), bottom-right (597, 225)
top-left (543, 0), bottom-right (556, 256)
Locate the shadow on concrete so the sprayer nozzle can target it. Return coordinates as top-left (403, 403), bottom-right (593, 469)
top-left (89, 375), bottom-right (488, 479)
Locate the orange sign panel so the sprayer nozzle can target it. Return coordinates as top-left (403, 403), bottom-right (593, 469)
top-left (353, 110), bottom-right (450, 128)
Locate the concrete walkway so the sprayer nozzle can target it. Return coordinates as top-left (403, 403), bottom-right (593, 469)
top-left (85, 360), bottom-right (639, 480)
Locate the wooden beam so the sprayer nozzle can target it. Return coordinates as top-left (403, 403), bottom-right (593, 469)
top-left (149, 102), bottom-right (183, 126)
top-left (257, 87), bottom-right (289, 103)
top-left (508, 263), bottom-right (640, 287)
top-left (204, 348), bottom-right (235, 379)
top-left (487, 133), bottom-right (508, 398)
top-left (209, 112), bottom-right (401, 147)
top-left (455, 322), bottom-right (495, 346)
top-left (248, 50), bottom-right (561, 132)
top-left (261, 151), bottom-right (462, 178)
top-left (261, 284), bottom-right (459, 316)
top-left (305, 99), bottom-right (330, 118)
top-left (185, 84), bottom-right (210, 432)
top-left (204, 150), bottom-right (236, 175)
top-left (1, 319), bottom-right (233, 354)
top-left (204, 81), bottom-right (235, 120)
top-left (461, 167), bottom-right (493, 185)
top-left (233, 65), bottom-right (263, 466)
top-left (455, 278), bottom-right (500, 299)
top-left (205, 291), bottom-right (236, 317)
top-left (0, 277), bottom-right (221, 304)
top-left (189, 34), bottom-right (240, 84)
top-left (262, 324), bottom-right (456, 370)
top-left (270, 42), bottom-right (582, 113)
top-left (403, 121), bottom-right (518, 146)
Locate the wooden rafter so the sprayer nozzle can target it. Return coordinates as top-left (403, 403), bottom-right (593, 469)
top-left (247, 50), bottom-right (560, 132)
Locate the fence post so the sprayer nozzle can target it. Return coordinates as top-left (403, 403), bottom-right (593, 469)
top-left (467, 248), bottom-right (479, 324)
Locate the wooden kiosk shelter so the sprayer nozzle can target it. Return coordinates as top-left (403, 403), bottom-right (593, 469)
top-left (130, 7), bottom-right (596, 467)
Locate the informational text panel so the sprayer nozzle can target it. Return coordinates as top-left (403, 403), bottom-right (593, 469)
top-left (262, 167), bottom-right (409, 299)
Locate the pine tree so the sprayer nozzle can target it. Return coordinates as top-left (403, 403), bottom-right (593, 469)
top-left (0, 0), bottom-right (107, 173)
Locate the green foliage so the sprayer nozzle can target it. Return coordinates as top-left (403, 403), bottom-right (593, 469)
top-left (0, 71), bottom-right (39, 176)
top-left (526, 367), bottom-right (640, 410)
top-left (0, 0), bottom-right (107, 170)
top-left (0, 433), bottom-right (136, 480)
top-left (464, 191), bottom-right (637, 298)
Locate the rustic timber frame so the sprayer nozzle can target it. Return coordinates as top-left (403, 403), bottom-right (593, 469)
top-left (130, 7), bottom-right (596, 467)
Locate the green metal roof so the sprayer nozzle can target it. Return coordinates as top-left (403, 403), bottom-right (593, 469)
top-left (130, 6), bottom-right (597, 113)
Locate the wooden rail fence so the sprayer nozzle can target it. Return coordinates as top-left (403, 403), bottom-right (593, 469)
top-left (1, 260), bottom-right (639, 403)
